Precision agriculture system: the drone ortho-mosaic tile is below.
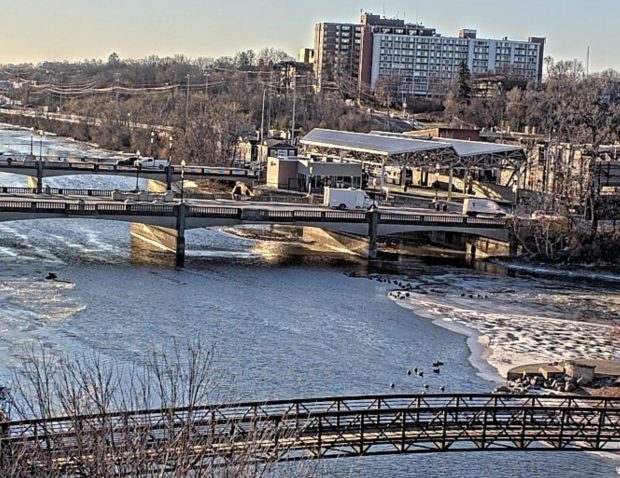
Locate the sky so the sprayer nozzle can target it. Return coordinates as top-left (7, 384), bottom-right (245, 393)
top-left (1, 0), bottom-right (618, 72)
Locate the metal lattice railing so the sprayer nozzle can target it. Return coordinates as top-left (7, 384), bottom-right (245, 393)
top-left (1, 394), bottom-right (620, 473)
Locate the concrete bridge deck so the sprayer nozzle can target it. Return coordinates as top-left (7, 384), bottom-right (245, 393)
top-left (0, 155), bottom-right (257, 187)
top-left (0, 192), bottom-right (511, 264)
top-left (1, 393), bottom-right (619, 474)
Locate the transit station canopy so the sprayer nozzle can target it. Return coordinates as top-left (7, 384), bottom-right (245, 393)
top-left (301, 129), bottom-right (525, 169)
top-left (301, 129), bottom-right (454, 156)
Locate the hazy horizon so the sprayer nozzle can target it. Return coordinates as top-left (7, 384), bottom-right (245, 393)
top-left (2, 0), bottom-right (618, 72)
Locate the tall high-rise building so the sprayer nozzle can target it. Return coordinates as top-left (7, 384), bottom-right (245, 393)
top-left (313, 21), bottom-right (362, 92)
top-left (312, 12), bottom-right (545, 97)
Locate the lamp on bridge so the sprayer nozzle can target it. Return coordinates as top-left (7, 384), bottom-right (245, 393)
top-left (29, 127), bottom-right (34, 158)
top-left (180, 159), bottom-right (186, 203)
top-left (39, 131), bottom-right (45, 161)
top-left (134, 150), bottom-right (141, 191)
top-left (434, 163), bottom-right (441, 204)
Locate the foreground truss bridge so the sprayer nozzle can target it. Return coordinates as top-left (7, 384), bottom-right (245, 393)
top-left (1, 393), bottom-right (619, 473)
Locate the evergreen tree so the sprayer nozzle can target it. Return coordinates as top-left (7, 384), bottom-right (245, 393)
top-left (456, 61), bottom-right (472, 105)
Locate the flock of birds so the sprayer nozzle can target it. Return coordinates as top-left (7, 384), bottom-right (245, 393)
top-left (390, 361), bottom-right (446, 392)
top-left (350, 273), bottom-right (452, 394)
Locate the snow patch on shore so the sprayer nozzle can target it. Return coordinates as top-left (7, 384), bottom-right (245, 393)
top-left (389, 290), bottom-right (616, 379)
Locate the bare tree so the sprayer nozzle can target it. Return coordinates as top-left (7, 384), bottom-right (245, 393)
top-left (2, 342), bottom-right (318, 477)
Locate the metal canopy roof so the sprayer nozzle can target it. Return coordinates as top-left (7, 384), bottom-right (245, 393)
top-left (430, 138), bottom-right (524, 158)
top-left (301, 129), bottom-right (525, 170)
top-left (301, 129), bottom-right (454, 156)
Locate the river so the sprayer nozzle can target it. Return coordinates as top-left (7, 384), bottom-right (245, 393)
top-left (0, 126), bottom-right (618, 477)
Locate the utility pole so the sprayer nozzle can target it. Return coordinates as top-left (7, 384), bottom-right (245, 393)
top-left (59, 72), bottom-right (64, 113)
top-left (260, 88), bottom-right (267, 143)
top-left (185, 73), bottom-right (190, 130)
top-left (267, 88), bottom-right (273, 133)
top-left (115, 73), bottom-right (120, 105)
top-left (290, 77), bottom-right (297, 142)
top-left (203, 70), bottom-right (209, 99)
top-left (386, 93), bottom-right (391, 132)
top-left (45, 70), bottom-right (50, 117)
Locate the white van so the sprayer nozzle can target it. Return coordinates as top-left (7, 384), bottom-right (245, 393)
top-left (137, 157), bottom-right (170, 169)
top-left (462, 198), bottom-right (506, 217)
top-left (324, 187), bottom-right (374, 210)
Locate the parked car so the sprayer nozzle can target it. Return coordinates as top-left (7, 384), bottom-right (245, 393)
top-left (462, 198), bottom-right (507, 217)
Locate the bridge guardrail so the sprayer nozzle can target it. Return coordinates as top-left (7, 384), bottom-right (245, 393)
top-left (379, 212), bottom-right (507, 228)
top-left (0, 156), bottom-right (258, 178)
top-left (0, 199), bottom-right (510, 230)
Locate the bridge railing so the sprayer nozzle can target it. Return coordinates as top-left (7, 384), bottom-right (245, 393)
top-left (0, 187), bottom-right (116, 197)
top-left (0, 156), bottom-right (258, 178)
top-left (379, 212), bottom-right (507, 228)
top-left (0, 201), bottom-right (178, 216)
top-left (0, 199), bottom-right (510, 230)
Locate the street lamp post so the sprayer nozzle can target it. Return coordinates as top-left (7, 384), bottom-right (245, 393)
top-left (169, 136), bottom-right (173, 162)
top-left (180, 159), bottom-right (186, 203)
top-left (30, 127), bottom-right (34, 157)
top-left (134, 160), bottom-right (140, 191)
top-left (150, 131), bottom-right (155, 157)
top-left (134, 150), bottom-right (141, 191)
top-left (434, 163), bottom-right (440, 205)
top-left (39, 131), bottom-right (44, 160)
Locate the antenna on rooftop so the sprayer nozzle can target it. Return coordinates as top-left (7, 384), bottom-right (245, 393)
top-left (382, 4), bottom-right (386, 18)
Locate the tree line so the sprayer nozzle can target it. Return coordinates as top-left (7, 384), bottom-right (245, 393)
top-left (1, 51), bottom-right (374, 164)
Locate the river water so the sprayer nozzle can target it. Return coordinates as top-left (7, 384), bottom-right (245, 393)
top-left (0, 126), bottom-right (619, 477)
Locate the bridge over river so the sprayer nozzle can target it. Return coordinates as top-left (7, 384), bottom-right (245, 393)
top-left (0, 193), bottom-right (510, 264)
top-left (1, 394), bottom-right (619, 474)
top-left (0, 155), bottom-right (257, 189)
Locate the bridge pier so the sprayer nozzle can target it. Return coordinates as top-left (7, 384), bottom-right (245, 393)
top-left (175, 203), bottom-right (186, 267)
top-left (36, 160), bottom-right (44, 193)
top-left (165, 166), bottom-right (173, 191)
top-left (367, 209), bottom-right (379, 260)
top-left (129, 204), bottom-right (187, 266)
top-left (26, 163), bottom-right (44, 192)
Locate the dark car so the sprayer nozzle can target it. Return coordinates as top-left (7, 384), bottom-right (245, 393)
top-left (116, 156), bottom-right (139, 166)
